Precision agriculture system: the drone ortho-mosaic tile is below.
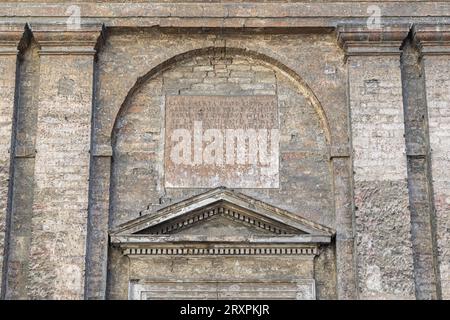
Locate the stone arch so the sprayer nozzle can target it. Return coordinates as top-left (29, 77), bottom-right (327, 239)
top-left (108, 46), bottom-right (335, 228)
top-left (105, 45), bottom-right (338, 299)
top-left (110, 47), bottom-right (331, 147)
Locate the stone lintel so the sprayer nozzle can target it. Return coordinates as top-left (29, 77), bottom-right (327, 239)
top-left (29, 23), bottom-right (104, 55)
top-left (413, 24), bottom-right (450, 55)
top-left (337, 24), bottom-right (410, 57)
top-left (0, 23), bottom-right (25, 55)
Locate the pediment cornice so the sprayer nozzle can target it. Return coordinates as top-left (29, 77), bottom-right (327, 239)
top-left (110, 187), bottom-right (334, 256)
top-left (111, 187), bottom-right (333, 236)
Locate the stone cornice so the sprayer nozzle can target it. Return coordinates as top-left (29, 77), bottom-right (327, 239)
top-left (1, 2), bottom-right (450, 20)
top-left (337, 24), bottom-right (410, 57)
top-left (413, 24), bottom-right (450, 55)
top-left (0, 23), bottom-right (25, 55)
top-left (1, 3), bottom-right (450, 29)
top-left (29, 23), bottom-right (104, 55)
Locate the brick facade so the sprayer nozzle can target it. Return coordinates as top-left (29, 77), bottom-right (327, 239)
top-left (0, 2), bottom-right (449, 300)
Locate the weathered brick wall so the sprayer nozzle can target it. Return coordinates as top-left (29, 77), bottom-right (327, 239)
top-left (348, 55), bottom-right (415, 299)
top-left (0, 14), bottom-right (448, 300)
top-left (111, 52), bottom-right (332, 229)
top-left (96, 31), bottom-right (347, 150)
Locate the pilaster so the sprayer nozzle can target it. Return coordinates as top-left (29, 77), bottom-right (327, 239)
top-left (26, 23), bottom-right (103, 299)
top-left (330, 145), bottom-right (357, 299)
top-left (84, 144), bottom-right (112, 300)
top-left (337, 24), bottom-right (416, 299)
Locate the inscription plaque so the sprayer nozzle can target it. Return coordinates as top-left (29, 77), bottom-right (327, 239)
top-left (165, 95), bottom-right (279, 188)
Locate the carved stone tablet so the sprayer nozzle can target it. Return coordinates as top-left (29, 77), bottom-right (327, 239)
top-left (164, 95), bottom-right (279, 188)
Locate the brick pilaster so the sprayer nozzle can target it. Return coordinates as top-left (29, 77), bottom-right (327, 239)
top-left (26, 23), bottom-right (103, 299)
top-left (338, 25), bottom-right (416, 299)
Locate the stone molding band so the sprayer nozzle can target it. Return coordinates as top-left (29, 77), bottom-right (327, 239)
top-left (413, 24), bottom-right (450, 55)
top-left (337, 24), bottom-right (410, 56)
top-left (30, 23), bottom-right (104, 55)
top-left (122, 246), bottom-right (318, 256)
top-left (3, 23), bottom-right (450, 57)
top-left (0, 24), bottom-right (25, 55)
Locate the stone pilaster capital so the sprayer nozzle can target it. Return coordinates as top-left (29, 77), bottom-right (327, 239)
top-left (412, 24), bottom-right (450, 56)
top-left (337, 24), bottom-right (410, 57)
top-left (30, 23), bottom-right (104, 55)
top-left (0, 23), bottom-right (26, 55)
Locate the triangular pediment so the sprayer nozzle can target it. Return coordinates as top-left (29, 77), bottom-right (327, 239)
top-left (110, 187), bottom-right (334, 246)
top-left (172, 214), bottom-right (275, 237)
top-left (134, 201), bottom-right (302, 236)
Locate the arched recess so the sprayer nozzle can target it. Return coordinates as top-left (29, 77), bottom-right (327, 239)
top-left (108, 46), bottom-right (335, 228)
top-left (104, 46), bottom-right (338, 300)
top-left (111, 47), bottom-right (331, 146)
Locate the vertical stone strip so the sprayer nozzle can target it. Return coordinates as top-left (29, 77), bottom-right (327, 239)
top-left (331, 146), bottom-right (357, 299)
top-left (400, 38), bottom-right (439, 300)
top-left (5, 33), bottom-right (40, 300)
top-left (338, 25), bottom-right (416, 299)
top-left (26, 24), bottom-right (102, 299)
top-left (0, 24), bottom-right (24, 298)
top-left (414, 24), bottom-right (450, 299)
top-left (84, 145), bottom-right (112, 300)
